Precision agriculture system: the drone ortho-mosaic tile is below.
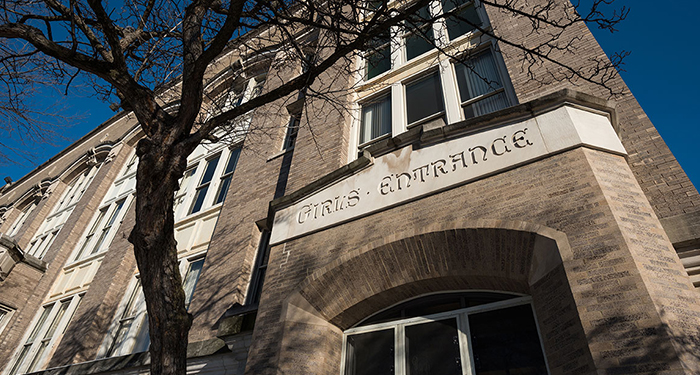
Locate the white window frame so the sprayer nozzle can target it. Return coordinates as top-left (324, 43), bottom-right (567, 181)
top-left (174, 146), bottom-right (242, 221)
top-left (340, 295), bottom-right (550, 375)
top-left (25, 166), bottom-right (100, 259)
top-left (352, 1), bottom-right (516, 158)
top-left (98, 254), bottom-right (206, 359)
top-left (68, 152), bottom-right (137, 264)
top-left (6, 202), bottom-right (37, 237)
top-left (0, 303), bottom-right (15, 336)
top-left (4, 294), bottom-right (83, 375)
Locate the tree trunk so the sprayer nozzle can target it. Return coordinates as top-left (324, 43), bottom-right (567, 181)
top-left (128, 137), bottom-right (191, 375)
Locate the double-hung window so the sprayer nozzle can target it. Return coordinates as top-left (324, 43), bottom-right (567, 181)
top-left (26, 166), bottom-right (99, 259)
top-left (6, 202), bottom-right (37, 237)
top-left (0, 304), bottom-right (14, 335)
top-left (365, 32), bottom-right (392, 80)
top-left (190, 154), bottom-right (221, 215)
top-left (174, 146), bottom-right (241, 220)
top-left (105, 279), bottom-right (147, 358)
top-left (103, 257), bottom-right (205, 357)
top-left (73, 199), bottom-right (127, 261)
top-left (443, 0), bottom-right (482, 40)
top-left (360, 93), bottom-right (392, 146)
top-left (403, 5), bottom-right (435, 61)
top-left (342, 293), bottom-right (548, 375)
top-left (215, 149), bottom-right (241, 204)
top-left (454, 49), bottom-right (509, 119)
top-left (283, 113), bottom-right (302, 150)
top-left (405, 71), bottom-right (445, 127)
top-left (8, 295), bottom-right (83, 375)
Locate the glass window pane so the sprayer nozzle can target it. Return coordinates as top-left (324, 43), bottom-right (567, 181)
top-left (106, 323), bottom-right (131, 357)
top-left (405, 318), bottom-right (462, 375)
top-left (443, 1), bottom-right (481, 40)
top-left (190, 187), bottom-right (209, 214)
top-left (405, 72), bottom-right (444, 125)
top-left (183, 259), bottom-right (205, 308)
top-left (463, 92), bottom-right (508, 119)
top-left (200, 155), bottom-right (221, 185)
top-left (224, 149), bottom-right (241, 175)
top-left (345, 328), bottom-right (395, 375)
top-left (365, 34), bottom-right (391, 80)
top-left (27, 341), bottom-right (49, 372)
top-left (215, 176), bottom-right (232, 204)
top-left (360, 94), bottom-right (392, 144)
top-left (405, 30), bottom-right (434, 61)
top-left (405, 6), bottom-right (434, 61)
top-left (43, 300), bottom-right (70, 339)
top-left (8, 345), bottom-right (31, 375)
top-left (455, 51), bottom-right (502, 102)
top-left (27, 307), bottom-right (52, 343)
top-left (469, 304), bottom-right (548, 375)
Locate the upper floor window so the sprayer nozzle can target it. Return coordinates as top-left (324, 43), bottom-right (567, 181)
top-left (364, 32), bottom-right (391, 80)
top-left (405, 71), bottom-right (445, 127)
top-left (283, 112), bottom-right (302, 150)
top-left (355, 2), bottom-right (514, 155)
top-left (190, 154), bottom-right (221, 215)
top-left (454, 49), bottom-right (509, 119)
top-left (70, 153), bottom-right (136, 263)
top-left (0, 303), bottom-right (14, 336)
top-left (443, 0), bottom-right (482, 40)
top-left (173, 146), bottom-right (241, 220)
top-left (363, 0), bottom-right (486, 82)
top-left (6, 202), bottom-right (37, 237)
top-left (403, 5), bottom-right (435, 61)
top-left (102, 256), bottom-right (204, 358)
top-left (360, 93), bottom-right (392, 145)
top-left (342, 293), bottom-right (548, 375)
top-left (26, 165), bottom-right (100, 259)
top-left (7, 294), bottom-right (83, 375)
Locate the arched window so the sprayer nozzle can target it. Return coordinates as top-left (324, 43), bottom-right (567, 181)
top-left (342, 292), bottom-right (549, 375)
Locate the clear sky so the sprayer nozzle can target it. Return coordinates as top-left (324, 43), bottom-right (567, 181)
top-left (1, 0), bottom-right (698, 192)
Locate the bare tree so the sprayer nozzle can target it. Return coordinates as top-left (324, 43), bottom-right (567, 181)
top-left (0, 0), bottom-right (627, 374)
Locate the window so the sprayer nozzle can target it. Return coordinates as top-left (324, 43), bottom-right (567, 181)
top-left (342, 293), bottom-right (548, 375)
top-left (246, 231), bottom-right (271, 305)
top-left (403, 5), bottom-right (435, 61)
top-left (355, 1), bottom-right (514, 156)
top-left (0, 304), bottom-right (14, 335)
top-left (183, 258), bottom-right (205, 309)
top-left (8, 295), bottom-right (82, 375)
top-left (443, 0), bottom-right (482, 40)
top-left (7, 202), bottom-right (37, 237)
top-left (215, 149), bottom-right (241, 204)
top-left (189, 154), bottom-right (221, 215)
top-left (105, 279), bottom-right (147, 358)
top-left (405, 71), bottom-right (445, 126)
top-left (26, 166), bottom-right (100, 259)
top-left (360, 94), bottom-right (392, 145)
top-left (122, 154), bottom-right (138, 177)
top-left (174, 146), bottom-right (241, 219)
top-left (74, 199), bottom-right (127, 261)
top-left (104, 257), bottom-right (204, 357)
top-left (455, 49), bottom-right (509, 119)
top-left (283, 113), bottom-right (302, 150)
top-left (362, 0), bottom-right (484, 82)
top-left (365, 32), bottom-right (391, 80)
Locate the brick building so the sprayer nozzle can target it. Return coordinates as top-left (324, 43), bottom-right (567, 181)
top-left (1, 1), bottom-right (699, 375)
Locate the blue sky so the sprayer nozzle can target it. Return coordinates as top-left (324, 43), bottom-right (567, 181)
top-left (1, 1), bottom-right (698, 191)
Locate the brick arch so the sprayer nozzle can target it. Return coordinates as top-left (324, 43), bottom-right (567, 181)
top-left (294, 220), bottom-right (571, 329)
